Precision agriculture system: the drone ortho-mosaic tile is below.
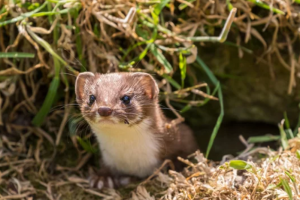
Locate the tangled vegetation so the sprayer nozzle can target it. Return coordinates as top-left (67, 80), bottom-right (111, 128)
top-left (1, 0), bottom-right (300, 199)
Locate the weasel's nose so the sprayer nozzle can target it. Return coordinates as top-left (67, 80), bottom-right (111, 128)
top-left (98, 107), bottom-right (113, 117)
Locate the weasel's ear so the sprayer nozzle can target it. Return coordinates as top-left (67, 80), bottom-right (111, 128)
top-left (75, 72), bottom-right (95, 101)
top-left (132, 73), bottom-right (159, 99)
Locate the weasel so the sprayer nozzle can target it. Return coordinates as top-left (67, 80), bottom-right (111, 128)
top-left (75, 72), bottom-right (198, 189)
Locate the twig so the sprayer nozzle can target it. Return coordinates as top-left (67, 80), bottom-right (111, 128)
top-left (140, 159), bottom-right (174, 185)
top-left (186, 8), bottom-right (237, 42)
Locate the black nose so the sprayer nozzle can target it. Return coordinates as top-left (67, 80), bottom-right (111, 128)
top-left (98, 107), bottom-right (113, 116)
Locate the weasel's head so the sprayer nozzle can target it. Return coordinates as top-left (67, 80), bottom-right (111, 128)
top-left (75, 72), bottom-right (159, 127)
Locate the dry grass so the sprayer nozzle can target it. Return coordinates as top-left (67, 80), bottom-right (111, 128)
top-left (132, 137), bottom-right (300, 200)
top-left (3, 125), bottom-right (300, 199)
top-left (1, 0), bottom-right (300, 199)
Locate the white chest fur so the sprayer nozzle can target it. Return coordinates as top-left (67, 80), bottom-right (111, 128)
top-left (90, 118), bottom-right (161, 178)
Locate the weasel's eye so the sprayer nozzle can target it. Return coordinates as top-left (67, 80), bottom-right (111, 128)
top-left (121, 95), bottom-right (131, 105)
top-left (89, 95), bottom-right (96, 105)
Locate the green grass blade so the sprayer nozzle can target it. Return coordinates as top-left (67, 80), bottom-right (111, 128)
top-left (121, 41), bottom-right (146, 61)
top-left (226, 0), bottom-right (234, 10)
top-left (246, 0), bottom-right (285, 14)
top-left (149, 0), bottom-right (170, 42)
top-left (196, 83), bottom-right (219, 107)
top-left (266, 184), bottom-right (278, 190)
top-left (196, 56), bottom-right (224, 158)
top-left (25, 2), bottom-right (41, 10)
top-left (179, 0), bottom-right (196, 10)
top-left (196, 57), bottom-right (218, 83)
top-left (280, 178), bottom-right (293, 200)
top-left (161, 74), bottom-right (181, 89)
top-left (153, 0), bottom-right (171, 15)
top-left (296, 150), bottom-right (300, 160)
top-left (229, 160), bottom-right (252, 170)
top-left (180, 104), bottom-right (192, 113)
top-left (26, 27), bottom-right (77, 75)
top-left (179, 52), bottom-right (187, 88)
top-left (73, 9), bottom-right (86, 72)
top-left (0, 5), bottom-right (7, 15)
top-left (32, 2), bottom-right (61, 127)
top-left (68, 116), bottom-right (82, 136)
top-left (32, 77), bottom-right (60, 126)
top-left (284, 112), bottom-right (290, 129)
top-left (151, 9), bottom-right (159, 26)
top-left (138, 43), bottom-right (152, 60)
top-left (285, 171), bottom-right (296, 183)
top-left (0, 52), bottom-right (35, 58)
top-left (31, 8), bottom-right (70, 17)
top-left (150, 44), bottom-right (173, 73)
top-left (278, 122), bottom-right (289, 150)
top-left (136, 25), bottom-right (150, 40)
top-left (247, 135), bottom-right (280, 143)
top-left (76, 136), bottom-right (97, 154)
top-left (0, 1), bottom-right (47, 27)
top-left (121, 43), bottom-right (152, 68)
top-left (0, 6), bottom-right (7, 22)
top-left (286, 129), bottom-right (294, 139)
top-left (223, 41), bottom-right (253, 54)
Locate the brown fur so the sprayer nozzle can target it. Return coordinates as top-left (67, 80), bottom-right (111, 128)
top-left (75, 72), bottom-right (198, 188)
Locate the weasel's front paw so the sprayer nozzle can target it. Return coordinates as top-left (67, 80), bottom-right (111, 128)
top-left (88, 175), bottom-right (133, 189)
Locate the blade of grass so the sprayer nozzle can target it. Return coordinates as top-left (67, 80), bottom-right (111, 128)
top-left (278, 122), bottom-right (289, 150)
top-left (31, 8), bottom-right (70, 17)
top-left (161, 74), bottom-right (181, 89)
top-left (284, 112), bottom-right (290, 129)
top-left (226, 0), bottom-right (234, 10)
top-left (121, 41), bottom-right (146, 61)
top-left (246, 0), bottom-right (285, 14)
top-left (285, 171), bottom-right (296, 183)
top-left (280, 178), bottom-right (293, 200)
top-left (179, 0), bottom-right (196, 10)
top-left (32, 77), bottom-right (60, 126)
top-left (0, 52), bottom-right (35, 58)
top-left (296, 150), bottom-right (300, 160)
top-left (0, 1), bottom-right (47, 27)
top-left (223, 41), bottom-right (253, 54)
top-left (153, 0), bottom-right (171, 15)
top-left (0, 6), bottom-right (7, 22)
top-left (26, 26), bottom-right (78, 75)
top-left (24, 2), bottom-right (41, 10)
top-left (69, 116), bottom-right (82, 136)
top-left (77, 136), bottom-right (97, 154)
top-left (147, 0), bottom-right (173, 73)
top-left (32, 2), bottom-right (61, 126)
top-left (186, 8), bottom-right (237, 43)
top-left (247, 135), bottom-right (280, 143)
top-left (180, 104), bottom-right (192, 113)
top-left (179, 82), bottom-right (218, 113)
top-left (195, 56), bottom-right (224, 158)
top-left (179, 52), bottom-right (187, 88)
top-left (150, 0), bottom-right (171, 41)
top-left (197, 83), bottom-right (219, 107)
top-left (123, 43), bottom-right (152, 67)
top-left (150, 44), bottom-right (173, 73)
top-left (285, 171), bottom-right (299, 196)
top-left (286, 129), bottom-right (294, 139)
top-left (72, 8), bottom-right (86, 71)
top-left (229, 160), bottom-right (252, 170)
